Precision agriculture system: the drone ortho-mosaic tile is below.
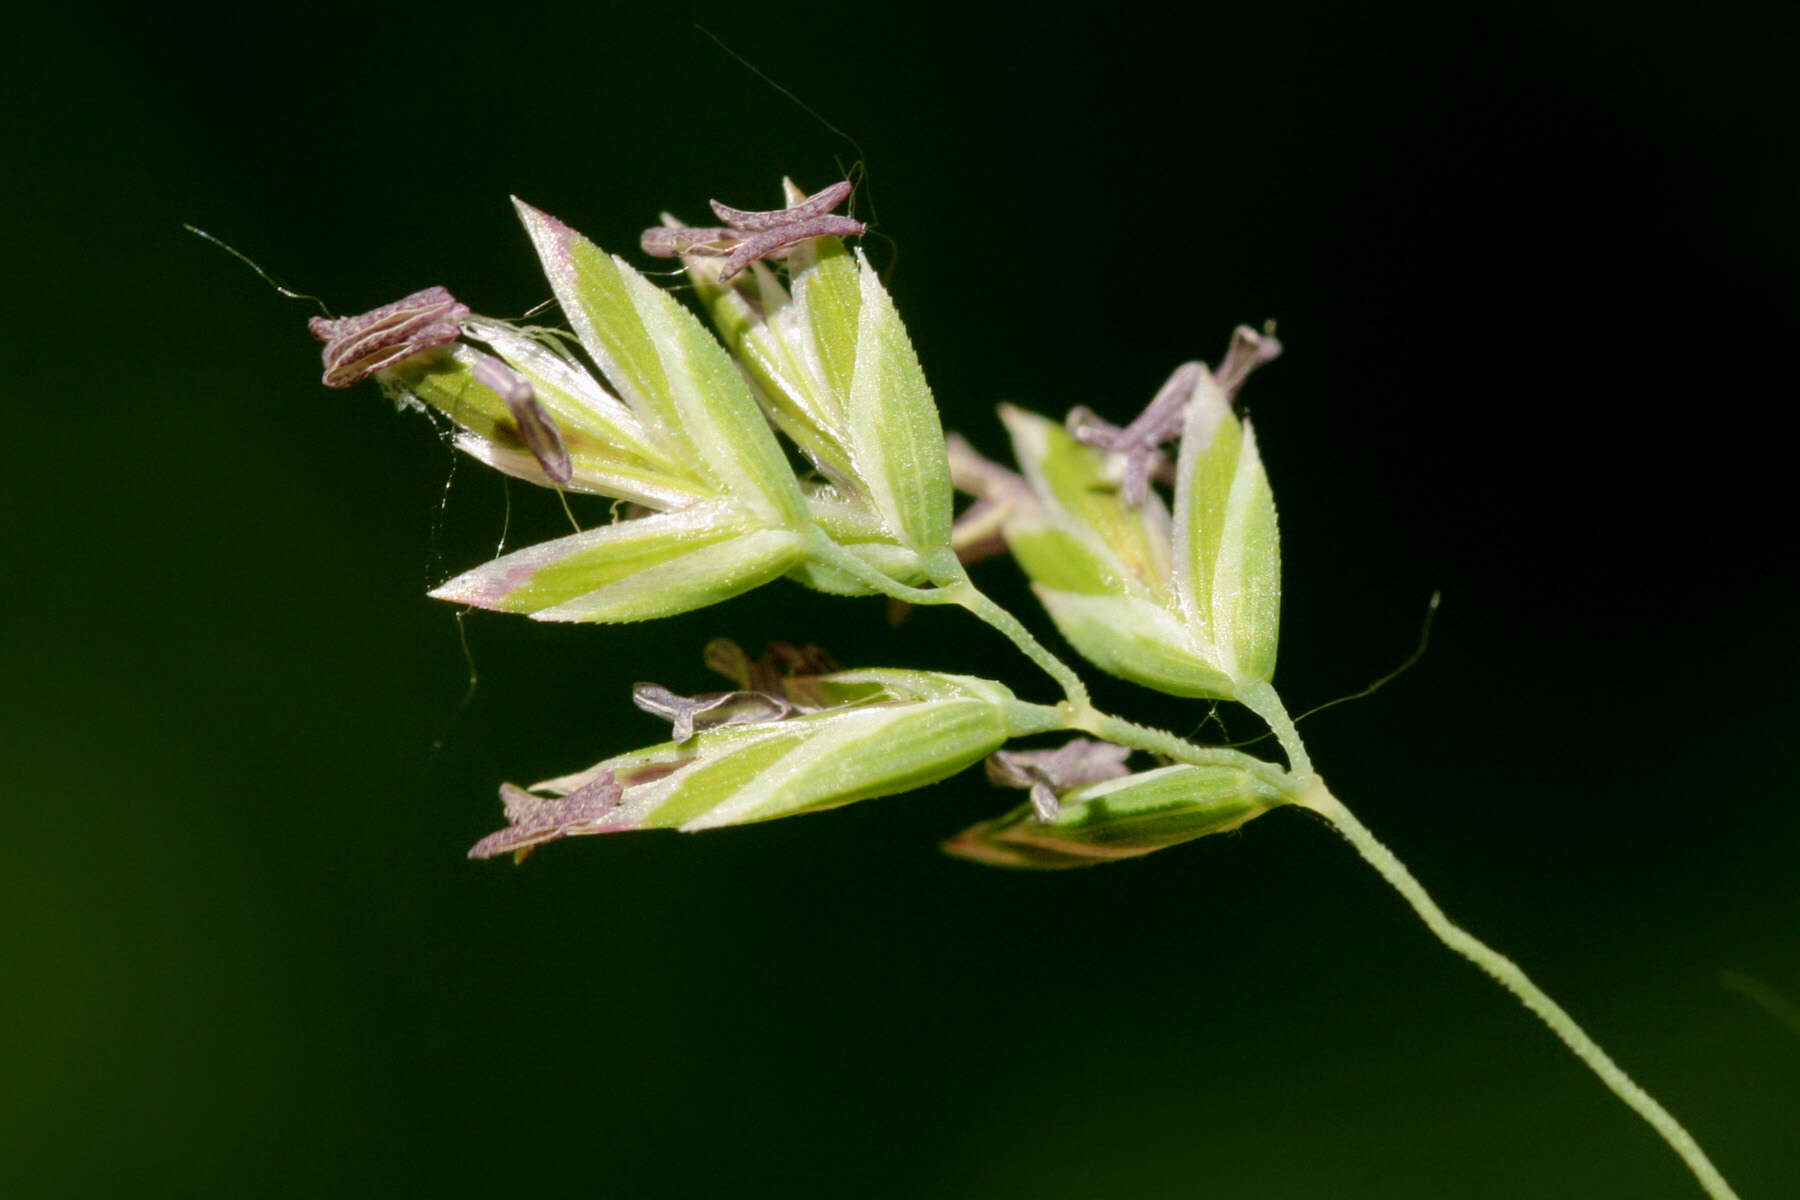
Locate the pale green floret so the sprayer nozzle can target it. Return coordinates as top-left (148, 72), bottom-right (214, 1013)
top-left (355, 176), bottom-right (1742, 1200)
top-left (1003, 519), bottom-right (1125, 595)
top-left (1003, 404), bottom-right (1175, 599)
top-left (620, 261), bottom-right (812, 528)
top-left (1032, 589), bottom-right (1237, 698)
top-left (382, 346), bottom-right (710, 510)
top-left (797, 236), bottom-right (862, 405)
top-left (1170, 373), bottom-right (1281, 687)
top-left (715, 255), bottom-right (861, 483)
top-left (428, 509), bottom-right (805, 624)
top-left (461, 318), bottom-right (683, 473)
top-left (677, 215), bottom-right (956, 587)
top-left (943, 763), bottom-right (1289, 870)
top-left (517, 671), bottom-right (1025, 835)
top-left (518, 199), bottom-right (812, 526)
top-left (408, 197), bottom-right (969, 624)
top-left (997, 405), bottom-right (1243, 701)
top-left (842, 247), bottom-right (954, 552)
top-left (515, 200), bottom-right (702, 460)
top-left (669, 698), bottom-right (1004, 830)
top-left (684, 234), bottom-right (861, 485)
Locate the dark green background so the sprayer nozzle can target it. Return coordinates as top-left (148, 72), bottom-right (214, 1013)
top-left (5, 3), bottom-right (1795, 1196)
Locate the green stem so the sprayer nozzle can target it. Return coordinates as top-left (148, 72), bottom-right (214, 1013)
top-left (805, 533), bottom-right (1088, 706)
top-left (1235, 678), bottom-right (1312, 776)
top-left (815, 540), bottom-right (1735, 1197)
top-left (1246, 681), bottom-right (1737, 1199)
top-left (945, 578), bottom-right (1090, 708)
top-left (1301, 779), bottom-right (1739, 1200)
top-left (805, 535), bottom-right (1292, 789)
top-left (817, 533), bottom-right (1735, 1197)
top-left (1068, 706), bottom-right (1298, 796)
top-left (1077, 693), bottom-right (1733, 1199)
top-left (803, 531), bottom-right (966, 607)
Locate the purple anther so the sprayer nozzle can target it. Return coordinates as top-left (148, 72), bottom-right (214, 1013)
top-left (640, 225), bottom-right (738, 259)
top-left (641, 180), bottom-right (866, 280)
top-left (1068, 361), bottom-right (1206, 506)
top-left (308, 285), bottom-right (469, 388)
top-left (759, 641), bottom-right (836, 680)
top-left (702, 639), bottom-right (759, 690)
top-left (632, 682), bottom-right (794, 744)
top-left (702, 639), bottom-right (836, 695)
top-left (1212, 323), bottom-right (1283, 397)
top-left (718, 215), bottom-right (868, 282)
top-left (469, 354), bottom-right (572, 485)
top-left (946, 433), bottom-right (1037, 566)
top-left (467, 771), bottom-right (625, 860)
top-left (709, 180), bottom-right (855, 232)
top-left (986, 738), bottom-right (1133, 823)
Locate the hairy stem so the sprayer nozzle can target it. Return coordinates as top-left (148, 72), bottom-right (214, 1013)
top-left (805, 533), bottom-right (1089, 705)
top-left (823, 538), bottom-right (1736, 1195)
top-left (1246, 677), bottom-right (1738, 1199)
top-left (945, 579), bottom-right (1090, 708)
top-left (831, 524), bottom-right (1720, 1197)
top-left (803, 532), bottom-right (966, 607)
top-left (1235, 678), bottom-right (1312, 776)
top-left (1301, 779), bottom-right (1739, 1199)
top-left (1067, 706), bottom-right (1297, 795)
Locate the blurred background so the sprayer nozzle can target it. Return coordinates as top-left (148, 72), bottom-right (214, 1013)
top-left (3, 3), bottom-right (1795, 1196)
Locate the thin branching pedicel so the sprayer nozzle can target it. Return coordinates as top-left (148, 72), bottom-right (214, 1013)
top-left (302, 174), bottom-right (1743, 1200)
